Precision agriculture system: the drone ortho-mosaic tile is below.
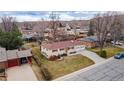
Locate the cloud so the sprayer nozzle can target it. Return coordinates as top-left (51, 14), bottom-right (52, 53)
top-left (59, 13), bottom-right (75, 20)
top-left (14, 15), bottom-right (41, 22)
top-left (0, 11), bottom-right (104, 21)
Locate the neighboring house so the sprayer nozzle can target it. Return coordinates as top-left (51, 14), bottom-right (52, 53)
top-left (41, 40), bottom-right (85, 58)
top-left (65, 25), bottom-right (88, 38)
top-left (44, 28), bottom-right (53, 38)
top-left (77, 30), bottom-right (88, 37)
top-left (78, 36), bottom-right (98, 48)
top-left (0, 47), bottom-right (32, 69)
top-left (0, 47), bottom-right (7, 69)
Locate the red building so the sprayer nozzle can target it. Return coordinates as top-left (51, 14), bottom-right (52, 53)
top-left (0, 47), bottom-right (32, 69)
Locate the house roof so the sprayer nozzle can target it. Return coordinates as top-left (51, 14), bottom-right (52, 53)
top-left (0, 47), bottom-right (7, 63)
top-left (7, 50), bottom-right (18, 60)
top-left (79, 36), bottom-right (98, 42)
top-left (42, 40), bottom-right (82, 50)
top-left (17, 49), bottom-right (32, 58)
top-left (0, 47), bottom-right (32, 62)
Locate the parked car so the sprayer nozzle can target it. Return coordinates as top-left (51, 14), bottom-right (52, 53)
top-left (111, 41), bottom-right (123, 45)
top-left (114, 53), bottom-right (124, 59)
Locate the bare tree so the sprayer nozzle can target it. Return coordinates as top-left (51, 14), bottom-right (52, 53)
top-left (23, 21), bottom-right (34, 30)
top-left (88, 20), bottom-right (94, 36)
top-left (110, 13), bottom-right (123, 45)
top-left (71, 20), bottom-right (79, 39)
top-left (49, 12), bottom-right (60, 41)
top-left (37, 18), bottom-right (48, 45)
top-left (40, 18), bottom-right (47, 40)
top-left (1, 16), bottom-right (17, 32)
top-left (92, 12), bottom-right (115, 52)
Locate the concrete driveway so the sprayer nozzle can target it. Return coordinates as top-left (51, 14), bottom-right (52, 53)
top-left (7, 64), bottom-right (37, 81)
top-left (77, 50), bottom-right (105, 63)
top-left (115, 45), bottom-right (124, 49)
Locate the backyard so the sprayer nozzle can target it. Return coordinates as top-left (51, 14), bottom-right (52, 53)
top-left (29, 44), bottom-right (95, 80)
top-left (89, 46), bottom-right (124, 58)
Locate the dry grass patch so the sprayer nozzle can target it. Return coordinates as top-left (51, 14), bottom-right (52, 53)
top-left (89, 46), bottom-right (124, 58)
top-left (44, 55), bottom-right (94, 79)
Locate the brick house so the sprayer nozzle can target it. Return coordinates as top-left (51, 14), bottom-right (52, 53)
top-left (41, 40), bottom-right (85, 58)
top-left (78, 36), bottom-right (98, 48)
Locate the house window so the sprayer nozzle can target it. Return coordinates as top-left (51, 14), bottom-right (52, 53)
top-left (60, 48), bottom-right (64, 51)
top-left (52, 50), bottom-right (58, 52)
top-left (70, 47), bottom-right (74, 49)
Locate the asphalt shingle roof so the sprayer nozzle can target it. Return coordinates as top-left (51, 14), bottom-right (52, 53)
top-left (79, 36), bottom-right (98, 42)
top-left (42, 40), bottom-right (82, 50)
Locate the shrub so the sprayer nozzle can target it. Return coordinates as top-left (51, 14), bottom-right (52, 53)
top-left (40, 65), bottom-right (52, 80)
top-left (60, 53), bottom-right (67, 57)
top-left (0, 69), bottom-right (5, 73)
top-left (49, 55), bottom-right (60, 61)
top-left (98, 50), bottom-right (107, 58)
top-left (31, 44), bottom-right (35, 47)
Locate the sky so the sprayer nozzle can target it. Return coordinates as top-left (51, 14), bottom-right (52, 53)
top-left (0, 11), bottom-right (103, 22)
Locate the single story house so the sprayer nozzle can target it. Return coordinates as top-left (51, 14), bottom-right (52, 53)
top-left (78, 36), bottom-right (98, 48)
top-left (41, 40), bottom-right (85, 58)
top-left (0, 47), bottom-right (32, 69)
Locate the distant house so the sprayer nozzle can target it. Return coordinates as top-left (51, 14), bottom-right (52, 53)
top-left (65, 25), bottom-right (88, 38)
top-left (0, 47), bottom-right (32, 69)
top-left (41, 40), bottom-right (85, 58)
top-left (76, 30), bottom-right (88, 38)
top-left (78, 36), bottom-right (98, 48)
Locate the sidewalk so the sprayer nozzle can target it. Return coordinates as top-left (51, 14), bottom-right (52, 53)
top-left (77, 50), bottom-right (105, 64)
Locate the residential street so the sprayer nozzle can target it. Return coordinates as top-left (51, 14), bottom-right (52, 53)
top-left (55, 57), bottom-right (124, 81)
top-left (77, 50), bottom-right (105, 64)
top-left (7, 64), bottom-right (37, 81)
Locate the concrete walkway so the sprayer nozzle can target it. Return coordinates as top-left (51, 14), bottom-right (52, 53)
top-left (7, 64), bottom-right (37, 81)
top-left (77, 50), bottom-right (105, 64)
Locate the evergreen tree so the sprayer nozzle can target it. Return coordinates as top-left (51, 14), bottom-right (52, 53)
top-left (88, 20), bottom-right (94, 36)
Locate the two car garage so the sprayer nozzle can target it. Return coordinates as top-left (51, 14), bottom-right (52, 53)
top-left (2, 49), bottom-right (32, 68)
top-left (7, 57), bottom-right (28, 68)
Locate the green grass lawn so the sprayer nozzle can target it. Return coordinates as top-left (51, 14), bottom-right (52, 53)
top-left (89, 46), bottom-right (124, 58)
top-left (32, 47), bottom-right (95, 79)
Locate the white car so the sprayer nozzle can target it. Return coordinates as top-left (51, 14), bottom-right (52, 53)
top-left (111, 41), bottom-right (123, 45)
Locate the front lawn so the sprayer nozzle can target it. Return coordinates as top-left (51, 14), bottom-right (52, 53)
top-left (32, 48), bottom-right (95, 79)
top-left (45, 54), bottom-right (94, 79)
top-left (23, 42), bottom-right (39, 49)
top-left (89, 46), bottom-right (124, 58)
